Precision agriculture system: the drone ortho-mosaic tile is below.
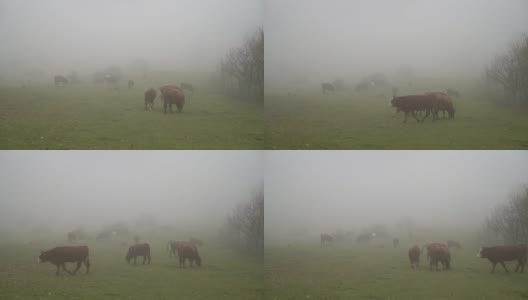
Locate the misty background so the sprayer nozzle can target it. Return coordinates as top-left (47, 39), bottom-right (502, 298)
top-left (0, 0), bottom-right (262, 81)
top-left (265, 151), bottom-right (528, 241)
top-left (265, 0), bottom-right (528, 90)
top-left (0, 151), bottom-right (263, 237)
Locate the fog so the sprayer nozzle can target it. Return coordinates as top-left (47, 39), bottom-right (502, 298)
top-left (265, 151), bottom-right (528, 241)
top-left (0, 0), bottom-right (262, 79)
top-left (0, 151), bottom-right (263, 235)
top-left (265, 0), bottom-right (528, 89)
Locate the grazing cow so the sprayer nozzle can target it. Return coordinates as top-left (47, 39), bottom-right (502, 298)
top-left (144, 88), bottom-right (156, 111)
top-left (446, 88), bottom-right (460, 98)
top-left (181, 82), bottom-right (194, 93)
top-left (39, 246), bottom-right (90, 275)
top-left (320, 233), bottom-right (334, 246)
top-left (54, 75), bottom-right (68, 87)
top-left (128, 80), bottom-right (134, 89)
top-left (391, 94), bottom-right (440, 123)
top-left (447, 240), bottom-right (462, 249)
top-left (189, 237), bottom-right (203, 247)
top-left (354, 82), bottom-right (369, 92)
top-left (126, 243), bottom-right (151, 265)
top-left (393, 238), bottom-right (399, 248)
top-left (321, 83), bottom-right (335, 94)
top-left (160, 87), bottom-right (185, 113)
top-left (177, 241), bottom-right (202, 268)
top-left (408, 245), bottom-right (420, 269)
top-left (478, 245), bottom-right (526, 273)
top-left (422, 243), bottom-right (450, 271)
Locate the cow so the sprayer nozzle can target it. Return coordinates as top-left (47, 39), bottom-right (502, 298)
top-left (166, 240), bottom-right (185, 257)
top-left (126, 243), bottom-right (151, 265)
top-left (391, 94), bottom-right (439, 123)
top-left (321, 83), bottom-right (335, 95)
top-left (160, 86), bottom-right (185, 113)
top-left (422, 243), bottom-right (450, 271)
top-left (177, 241), bottom-right (202, 268)
top-left (446, 88), bottom-right (460, 98)
top-left (447, 240), bottom-right (462, 249)
top-left (39, 246), bottom-right (90, 276)
top-left (478, 245), bottom-right (527, 273)
top-left (67, 232), bottom-right (77, 242)
top-left (189, 237), bottom-right (203, 247)
top-left (128, 80), bottom-right (135, 89)
top-left (354, 82), bottom-right (369, 92)
top-left (54, 75), bottom-right (68, 87)
top-left (181, 82), bottom-right (194, 93)
top-left (320, 233), bottom-right (334, 246)
top-left (144, 88), bottom-right (156, 111)
top-left (408, 245), bottom-right (420, 269)
top-left (393, 238), bottom-right (399, 248)
top-left (356, 233), bottom-right (371, 243)
top-left (426, 92), bottom-right (455, 119)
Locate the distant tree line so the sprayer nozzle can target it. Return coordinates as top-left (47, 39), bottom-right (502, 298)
top-left (481, 185), bottom-right (528, 244)
top-left (484, 34), bottom-right (528, 105)
top-left (221, 186), bottom-right (264, 257)
top-left (214, 28), bottom-right (264, 104)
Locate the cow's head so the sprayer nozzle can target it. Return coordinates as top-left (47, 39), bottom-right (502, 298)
top-left (125, 249), bottom-right (133, 263)
top-left (477, 247), bottom-right (486, 258)
top-left (39, 251), bottom-right (48, 263)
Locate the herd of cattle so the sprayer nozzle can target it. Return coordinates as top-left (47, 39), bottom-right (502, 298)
top-left (320, 233), bottom-right (527, 274)
top-left (53, 74), bottom-right (194, 114)
top-left (38, 236), bottom-right (204, 275)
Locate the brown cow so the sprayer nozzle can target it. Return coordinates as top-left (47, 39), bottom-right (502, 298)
top-left (478, 245), bottom-right (526, 273)
top-left (447, 240), bottom-right (462, 249)
top-left (426, 92), bottom-right (455, 119)
top-left (126, 243), bottom-right (151, 264)
top-left (166, 240), bottom-right (185, 257)
top-left (144, 88), bottom-right (156, 111)
top-left (391, 95), bottom-right (438, 123)
top-left (408, 245), bottom-right (420, 269)
top-left (39, 246), bottom-right (90, 275)
top-left (177, 241), bottom-right (201, 267)
top-left (54, 75), bottom-right (68, 87)
top-left (320, 233), bottom-right (334, 246)
top-left (393, 238), bottom-right (399, 248)
top-left (128, 80), bottom-right (135, 89)
top-left (162, 87), bottom-right (185, 113)
top-left (423, 243), bottom-right (450, 271)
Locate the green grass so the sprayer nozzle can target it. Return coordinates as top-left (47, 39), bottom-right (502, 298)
top-left (265, 238), bottom-right (528, 300)
top-left (0, 238), bottom-right (263, 300)
top-left (0, 85), bottom-right (263, 149)
top-left (265, 88), bottom-right (528, 149)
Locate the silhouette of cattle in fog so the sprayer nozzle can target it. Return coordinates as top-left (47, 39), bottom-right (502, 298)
top-left (54, 75), bottom-right (68, 87)
top-left (447, 240), bottom-right (462, 249)
top-left (39, 246), bottom-right (90, 275)
top-left (356, 233), bottom-right (372, 243)
top-left (321, 83), bottom-right (335, 94)
top-left (422, 243), bottom-right (450, 271)
top-left (126, 243), bottom-right (151, 265)
top-left (144, 88), bottom-right (156, 111)
top-left (189, 237), bottom-right (203, 247)
top-left (478, 245), bottom-right (526, 273)
top-left (447, 88), bottom-right (460, 98)
top-left (160, 85), bottom-right (185, 113)
top-left (320, 233), bottom-right (334, 246)
top-left (177, 241), bottom-right (202, 267)
top-left (166, 240), bottom-right (185, 257)
top-left (426, 92), bottom-right (455, 119)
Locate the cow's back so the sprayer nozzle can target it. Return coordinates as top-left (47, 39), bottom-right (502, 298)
top-left (44, 246), bottom-right (89, 263)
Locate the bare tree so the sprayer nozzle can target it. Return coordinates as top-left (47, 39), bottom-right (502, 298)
top-left (481, 185), bottom-right (528, 244)
top-left (218, 28), bottom-right (263, 104)
top-left (222, 186), bottom-right (264, 257)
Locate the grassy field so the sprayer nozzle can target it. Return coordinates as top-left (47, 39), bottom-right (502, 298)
top-left (0, 83), bottom-right (263, 149)
top-left (265, 83), bottom-right (528, 149)
top-left (0, 237), bottom-right (263, 300)
top-left (265, 237), bottom-right (528, 300)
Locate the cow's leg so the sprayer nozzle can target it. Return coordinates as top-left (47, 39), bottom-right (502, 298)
top-left (515, 260), bottom-right (520, 272)
top-left (164, 101), bottom-right (167, 114)
top-left (500, 261), bottom-right (509, 273)
top-left (179, 256), bottom-right (183, 268)
top-left (56, 264), bottom-right (60, 275)
top-left (403, 111), bottom-right (409, 123)
top-left (143, 255), bottom-right (146, 264)
top-left (71, 261), bottom-right (82, 275)
top-left (491, 262), bottom-right (497, 273)
top-left (148, 254), bottom-right (151, 264)
top-left (61, 263), bottom-right (73, 275)
top-left (145, 101), bottom-right (147, 111)
top-left (422, 110), bottom-right (430, 122)
top-left (84, 258), bottom-right (90, 274)
top-left (134, 256), bottom-right (137, 265)
top-left (170, 103), bottom-right (173, 113)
